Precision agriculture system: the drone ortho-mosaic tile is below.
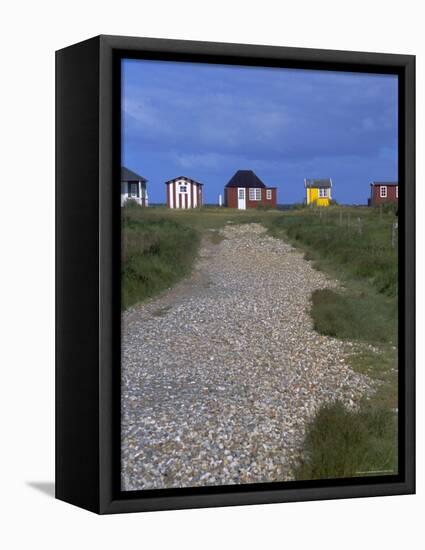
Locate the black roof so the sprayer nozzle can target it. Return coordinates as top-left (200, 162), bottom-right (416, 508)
top-left (225, 170), bottom-right (267, 188)
top-left (165, 176), bottom-right (203, 186)
top-left (305, 178), bottom-right (332, 188)
top-left (371, 181), bottom-right (398, 186)
top-left (121, 166), bottom-right (147, 183)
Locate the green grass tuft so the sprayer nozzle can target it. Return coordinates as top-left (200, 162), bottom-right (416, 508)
top-left (295, 401), bottom-right (398, 480)
top-left (310, 288), bottom-right (397, 344)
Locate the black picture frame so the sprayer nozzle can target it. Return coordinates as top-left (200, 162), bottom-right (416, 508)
top-left (56, 35), bottom-right (415, 514)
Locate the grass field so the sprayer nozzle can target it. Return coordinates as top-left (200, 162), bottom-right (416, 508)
top-left (122, 211), bottom-right (200, 309)
top-left (121, 204), bottom-right (399, 480)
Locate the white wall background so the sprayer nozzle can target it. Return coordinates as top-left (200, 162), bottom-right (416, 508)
top-left (0, 1), bottom-right (422, 548)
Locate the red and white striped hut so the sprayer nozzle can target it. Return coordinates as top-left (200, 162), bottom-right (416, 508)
top-left (165, 176), bottom-right (203, 209)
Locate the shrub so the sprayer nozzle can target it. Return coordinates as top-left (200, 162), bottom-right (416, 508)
top-left (122, 198), bottom-right (141, 209)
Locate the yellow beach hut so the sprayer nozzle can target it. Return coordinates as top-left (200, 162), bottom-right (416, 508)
top-left (304, 178), bottom-right (332, 207)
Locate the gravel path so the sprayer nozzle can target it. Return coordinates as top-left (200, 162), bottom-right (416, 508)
top-left (121, 223), bottom-right (373, 490)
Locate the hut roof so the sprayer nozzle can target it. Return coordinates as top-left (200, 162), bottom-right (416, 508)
top-left (121, 166), bottom-right (147, 183)
top-left (225, 170), bottom-right (267, 189)
top-left (304, 178), bottom-right (332, 188)
top-left (165, 176), bottom-right (203, 186)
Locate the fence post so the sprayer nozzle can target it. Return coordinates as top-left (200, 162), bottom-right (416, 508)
top-left (391, 220), bottom-right (398, 248)
top-left (357, 217), bottom-right (362, 235)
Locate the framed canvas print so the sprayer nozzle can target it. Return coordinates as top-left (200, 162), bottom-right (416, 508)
top-left (56, 35), bottom-right (415, 514)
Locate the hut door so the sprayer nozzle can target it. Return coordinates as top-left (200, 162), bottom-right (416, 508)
top-left (237, 188), bottom-right (246, 210)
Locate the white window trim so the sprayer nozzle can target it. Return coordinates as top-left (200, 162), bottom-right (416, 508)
top-left (249, 188), bottom-right (262, 201)
top-left (266, 189), bottom-right (272, 200)
top-left (319, 188), bottom-right (328, 198)
top-left (179, 185), bottom-right (188, 194)
top-left (380, 186), bottom-right (387, 198)
top-left (396, 186), bottom-right (398, 198)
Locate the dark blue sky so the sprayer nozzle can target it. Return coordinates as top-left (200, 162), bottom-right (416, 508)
top-left (122, 59), bottom-right (398, 205)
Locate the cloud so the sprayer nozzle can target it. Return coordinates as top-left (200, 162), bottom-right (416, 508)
top-left (122, 59), bottom-right (398, 204)
top-left (174, 152), bottom-right (222, 170)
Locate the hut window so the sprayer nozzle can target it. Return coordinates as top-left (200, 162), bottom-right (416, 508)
top-left (319, 188), bottom-right (328, 198)
top-left (129, 182), bottom-right (139, 197)
top-left (396, 186), bottom-right (398, 198)
top-left (249, 188), bottom-right (262, 201)
top-left (266, 189), bottom-right (272, 200)
top-left (380, 186), bottom-right (387, 198)
top-left (179, 186), bottom-right (187, 193)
